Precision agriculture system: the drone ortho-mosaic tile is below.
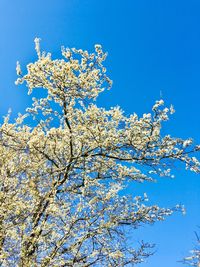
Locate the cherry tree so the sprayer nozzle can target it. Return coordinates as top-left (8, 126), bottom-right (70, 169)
top-left (0, 38), bottom-right (200, 266)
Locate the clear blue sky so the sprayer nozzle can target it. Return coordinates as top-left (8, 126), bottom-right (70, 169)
top-left (0, 0), bottom-right (200, 266)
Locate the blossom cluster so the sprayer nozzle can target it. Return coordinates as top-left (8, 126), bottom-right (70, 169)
top-left (0, 40), bottom-right (199, 266)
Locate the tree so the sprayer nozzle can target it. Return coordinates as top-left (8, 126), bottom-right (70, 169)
top-left (182, 232), bottom-right (200, 266)
top-left (0, 38), bottom-right (199, 266)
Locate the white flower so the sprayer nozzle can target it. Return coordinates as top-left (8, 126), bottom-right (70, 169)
top-left (16, 61), bottom-right (22, 75)
top-left (34, 37), bottom-right (41, 58)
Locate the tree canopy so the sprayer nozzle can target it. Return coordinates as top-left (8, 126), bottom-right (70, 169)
top-left (0, 39), bottom-right (199, 266)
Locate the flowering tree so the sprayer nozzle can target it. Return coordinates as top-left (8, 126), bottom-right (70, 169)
top-left (182, 233), bottom-right (200, 266)
top-left (0, 39), bottom-right (200, 266)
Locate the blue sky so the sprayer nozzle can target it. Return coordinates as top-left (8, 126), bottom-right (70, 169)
top-left (0, 0), bottom-right (200, 266)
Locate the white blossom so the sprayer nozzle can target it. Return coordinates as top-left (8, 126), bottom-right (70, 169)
top-left (16, 61), bottom-right (22, 76)
top-left (0, 39), bottom-right (199, 267)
